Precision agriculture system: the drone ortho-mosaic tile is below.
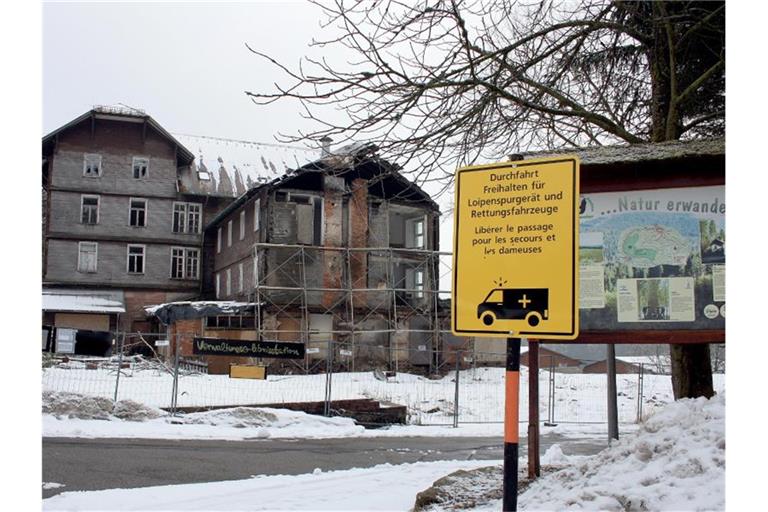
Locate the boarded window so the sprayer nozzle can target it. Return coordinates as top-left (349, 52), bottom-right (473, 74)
top-left (77, 242), bottom-right (97, 273)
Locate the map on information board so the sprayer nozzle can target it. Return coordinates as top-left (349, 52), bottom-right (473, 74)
top-left (577, 185), bottom-right (724, 331)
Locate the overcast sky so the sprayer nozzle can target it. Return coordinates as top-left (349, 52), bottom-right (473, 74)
top-left (43, 1), bottom-right (343, 147)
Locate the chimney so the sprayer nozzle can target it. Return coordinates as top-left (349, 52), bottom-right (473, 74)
top-left (320, 136), bottom-right (333, 157)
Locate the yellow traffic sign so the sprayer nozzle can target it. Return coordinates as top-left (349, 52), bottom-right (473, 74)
top-left (451, 156), bottom-right (580, 340)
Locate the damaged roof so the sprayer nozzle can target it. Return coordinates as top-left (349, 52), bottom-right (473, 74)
top-left (174, 133), bottom-right (320, 197)
top-left (144, 301), bottom-right (257, 325)
top-left (205, 142), bottom-right (439, 230)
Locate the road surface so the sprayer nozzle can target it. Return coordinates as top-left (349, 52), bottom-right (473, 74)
top-left (43, 434), bottom-right (607, 499)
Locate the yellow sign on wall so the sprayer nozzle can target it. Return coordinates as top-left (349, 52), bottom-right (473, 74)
top-left (452, 156), bottom-right (580, 340)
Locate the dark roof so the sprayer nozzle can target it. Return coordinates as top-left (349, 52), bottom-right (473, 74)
top-left (42, 105), bottom-right (195, 166)
top-left (519, 137), bottom-right (724, 167)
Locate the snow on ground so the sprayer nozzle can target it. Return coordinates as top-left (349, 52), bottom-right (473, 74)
top-left (42, 459), bottom-right (495, 511)
top-left (42, 389), bottom-right (629, 440)
top-left (474, 393), bottom-right (726, 511)
top-left (43, 394), bottom-right (724, 511)
top-left (42, 362), bottom-right (726, 426)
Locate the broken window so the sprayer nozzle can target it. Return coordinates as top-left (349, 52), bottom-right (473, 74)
top-left (127, 245), bottom-right (145, 274)
top-left (77, 242), bottom-right (97, 273)
top-left (170, 247), bottom-right (199, 280)
top-left (132, 157), bottom-right (149, 179)
top-left (129, 198), bottom-right (146, 227)
top-left (405, 268), bottom-right (425, 299)
top-left (389, 209), bottom-right (428, 249)
top-left (405, 216), bottom-right (426, 249)
top-left (172, 202), bottom-right (201, 234)
top-left (83, 154), bottom-right (101, 177)
top-left (81, 195), bottom-right (99, 225)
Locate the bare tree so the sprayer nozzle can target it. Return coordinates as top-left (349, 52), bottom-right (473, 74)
top-left (246, 0), bottom-right (724, 399)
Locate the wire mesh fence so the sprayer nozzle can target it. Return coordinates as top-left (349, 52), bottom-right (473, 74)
top-left (41, 333), bottom-right (725, 426)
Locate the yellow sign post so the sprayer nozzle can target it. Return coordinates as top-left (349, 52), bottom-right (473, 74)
top-left (451, 155), bottom-right (579, 511)
top-left (451, 155), bottom-right (580, 340)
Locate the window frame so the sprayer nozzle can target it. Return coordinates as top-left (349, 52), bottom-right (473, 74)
top-left (128, 197), bottom-right (148, 227)
top-left (217, 227), bottom-right (222, 253)
top-left (77, 241), bottom-right (98, 273)
top-left (254, 198), bottom-right (260, 232)
top-left (170, 246), bottom-right (200, 280)
top-left (80, 194), bottom-right (100, 225)
top-left (227, 220), bottom-right (233, 247)
top-left (132, 156), bottom-right (149, 179)
top-left (82, 153), bottom-right (102, 178)
top-left (126, 244), bottom-right (146, 274)
top-left (239, 210), bottom-right (246, 240)
top-left (172, 202), bottom-right (202, 234)
top-left (225, 268), bottom-right (232, 296)
top-left (238, 262), bottom-right (244, 293)
top-left (215, 273), bottom-right (221, 298)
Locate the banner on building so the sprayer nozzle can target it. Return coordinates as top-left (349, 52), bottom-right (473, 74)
top-left (192, 338), bottom-right (305, 359)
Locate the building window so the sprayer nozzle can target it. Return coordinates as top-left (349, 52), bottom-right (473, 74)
top-left (217, 227), bottom-right (222, 253)
top-left (170, 247), bottom-right (199, 280)
top-left (129, 198), bottom-right (147, 227)
top-left (77, 242), bottom-right (98, 273)
top-left (254, 199), bottom-right (260, 232)
top-left (83, 154), bottom-right (102, 177)
top-left (173, 202), bottom-right (201, 234)
top-left (226, 268), bottom-right (232, 296)
top-left (405, 216), bottom-right (426, 249)
top-left (132, 157), bottom-right (149, 179)
top-left (289, 194), bottom-right (323, 245)
top-left (240, 210), bottom-right (246, 240)
top-left (238, 262), bottom-right (244, 293)
top-left (127, 245), bottom-right (145, 274)
top-left (216, 273), bottom-right (221, 298)
top-left (81, 195), bottom-right (99, 225)
top-left (405, 268), bottom-right (425, 299)
top-left (227, 220), bottom-right (233, 247)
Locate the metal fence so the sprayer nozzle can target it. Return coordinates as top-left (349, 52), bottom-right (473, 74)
top-left (42, 333), bottom-right (724, 426)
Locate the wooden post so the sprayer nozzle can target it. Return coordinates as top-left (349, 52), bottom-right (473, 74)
top-left (527, 340), bottom-right (541, 479)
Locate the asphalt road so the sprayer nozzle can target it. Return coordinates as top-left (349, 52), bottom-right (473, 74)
top-left (43, 434), bottom-right (607, 499)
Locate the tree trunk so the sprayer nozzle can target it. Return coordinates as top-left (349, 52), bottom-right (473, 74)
top-left (669, 344), bottom-right (714, 399)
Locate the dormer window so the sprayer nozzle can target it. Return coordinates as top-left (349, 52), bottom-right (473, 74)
top-left (132, 157), bottom-right (149, 179)
top-left (197, 170), bottom-right (211, 181)
top-left (83, 154), bottom-right (102, 177)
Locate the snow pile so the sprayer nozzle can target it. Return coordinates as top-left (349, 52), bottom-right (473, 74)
top-left (43, 392), bottom-right (365, 440)
top-left (42, 391), bottom-right (165, 421)
top-left (516, 393), bottom-right (725, 511)
top-left (178, 406), bottom-right (365, 438)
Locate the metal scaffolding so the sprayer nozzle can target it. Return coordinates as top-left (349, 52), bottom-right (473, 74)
top-left (250, 243), bottom-right (459, 374)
